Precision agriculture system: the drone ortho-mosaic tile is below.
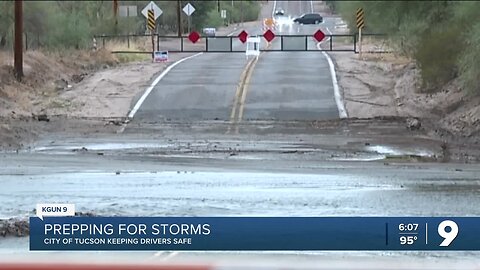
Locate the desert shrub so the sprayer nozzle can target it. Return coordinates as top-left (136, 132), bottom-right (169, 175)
top-left (204, 9), bottom-right (224, 28)
top-left (414, 24), bottom-right (463, 92)
top-left (457, 22), bottom-right (480, 94)
top-left (334, 1), bottom-right (480, 94)
top-left (45, 12), bottom-right (91, 49)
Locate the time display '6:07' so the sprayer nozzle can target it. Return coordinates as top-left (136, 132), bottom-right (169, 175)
top-left (399, 223), bottom-right (418, 231)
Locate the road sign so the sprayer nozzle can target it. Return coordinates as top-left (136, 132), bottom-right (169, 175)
top-left (238, 30), bottom-right (248, 44)
top-left (147, 9), bottom-right (155, 31)
top-left (188, 31), bottom-right (200, 43)
top-left (153, 51), bottom-right (168, 62)
top-left (313, 30), bottom-right (325, 42)
top-left (141, 1), bottom-right (162, 20)
top-left (119, 5), bottom-right (137, 17)
top-left (221, 9), bottom-right (227, 19)
top-left (356, 8), bottom-right (365, 58)
top-left (183, 3), bottom-right (195, 16)
top-left (356, 8), bottom-right (365, 29)
top-left (263, 29), bottom-right (275, 42)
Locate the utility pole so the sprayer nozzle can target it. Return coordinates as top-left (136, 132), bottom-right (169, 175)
top-left (177, 0), bottom-right (182, 37)
top-left (113, 0), bottom-right (118, 34)
top-left (14, 0), bottom-right (23, 81)
top-left (240, 0), bottom-right (244, 26)
top-left (217, 0), bottom-right (220, 12)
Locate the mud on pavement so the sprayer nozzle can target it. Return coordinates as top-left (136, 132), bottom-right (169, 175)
top-left (6, 113), bottom-right (479, 164)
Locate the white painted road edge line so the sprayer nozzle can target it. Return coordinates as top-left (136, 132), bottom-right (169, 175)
top-left (127, 52), bottom-right (203, 119)
top-left (227, 29), bottom-right (237, 36)
top-left (317, 27), bottom-right (348, 119)
top-left (311, 3), bottom-right (347, 118)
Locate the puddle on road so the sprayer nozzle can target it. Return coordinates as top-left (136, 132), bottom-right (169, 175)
top-left (30, 140), bottom-right (437, 164)
top-left (34, 142), bottom-right (175, 152)
top-left (365, 145), bottom-right (434, 157)
top-left (330, 155), bottom-right (386, 162)
top-left (331, 145), bottom-right (436, 162)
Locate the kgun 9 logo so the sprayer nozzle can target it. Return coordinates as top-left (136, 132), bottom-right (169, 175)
top-left (438, 220), bottom-right (458, 247)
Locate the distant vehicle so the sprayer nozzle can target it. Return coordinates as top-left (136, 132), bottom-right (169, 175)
top-left (202, 27), bottom-right (216, 37)
top-left (275, 9), bottom-right (285, 16)
top-left (293, 13), bottom-right (323, 24)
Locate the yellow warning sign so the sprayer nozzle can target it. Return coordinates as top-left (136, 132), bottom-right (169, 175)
top-left (356, 8), bottom-right (365, 29)
top-left (147, 9), bottom-right (155, 31)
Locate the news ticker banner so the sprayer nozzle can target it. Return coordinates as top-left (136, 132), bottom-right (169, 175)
top-left (30, 216), bottom-right (480, 251)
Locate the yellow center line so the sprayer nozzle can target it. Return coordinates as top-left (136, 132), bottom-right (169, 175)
top-left (227, 42), bottom-right (272, 134)
top-left (229, 58), bottom-right (255, 122)
top-left (237, 56), bottom-right (258, 123)
top-left (226, 58), bottom-right (255, 134)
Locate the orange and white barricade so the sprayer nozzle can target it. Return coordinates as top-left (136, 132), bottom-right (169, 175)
top-left (263, 18), bottom-right (276, 31)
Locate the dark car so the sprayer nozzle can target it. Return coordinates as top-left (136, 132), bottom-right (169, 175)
top-left (275, 9), bottom-right (285, 16)
top-left (293, 13), bottom-right (323, 24)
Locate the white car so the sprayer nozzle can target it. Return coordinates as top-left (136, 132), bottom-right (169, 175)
top-left (202, 28), bottom-right (216, 37)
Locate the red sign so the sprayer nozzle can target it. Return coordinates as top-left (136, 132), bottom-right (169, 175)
top-left (238, 30), bottom-right (248, 44)
top-left (188, 31), bottom-right (200, 43)
top-left (263, 29), bottom-right (275, 42)
top-left (313, 30), bottom-right (326, 42)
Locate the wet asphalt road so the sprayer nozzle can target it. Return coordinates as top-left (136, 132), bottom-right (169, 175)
top-left (244, 1), bottom-right (339, 120)
top-left (132, 0), bottom-right (339, 122)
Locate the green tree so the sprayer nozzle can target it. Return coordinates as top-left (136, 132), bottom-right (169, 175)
top-left (334, 1), bottom-right (480, 94)
top-left (0, 1), bottom-right (14, 48)
top-left (45, 4), bottom-right (91, 49)
top-left (189, 1), bottom-right (216, 30)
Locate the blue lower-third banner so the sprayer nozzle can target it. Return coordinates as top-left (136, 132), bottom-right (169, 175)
top-left (30, 217), bottom-right (480, 250)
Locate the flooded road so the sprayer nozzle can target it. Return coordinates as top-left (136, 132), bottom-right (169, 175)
top-left (1, 151), bottom-right (480, 267)
top-left (2, 168), bottom-right (480, 219)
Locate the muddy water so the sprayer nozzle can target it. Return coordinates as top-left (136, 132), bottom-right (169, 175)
top-left (2, 171), bottom-right (480, 219)
top-left (1, 126), bottom-right (479, 264)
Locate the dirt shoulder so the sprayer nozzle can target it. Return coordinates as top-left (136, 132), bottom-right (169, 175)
top-left (0, 3), bottom-right (272, 150)
top-left (331, 48), bottom-right (480, 144)
top-left (313, 2), bottom-right (480, 146)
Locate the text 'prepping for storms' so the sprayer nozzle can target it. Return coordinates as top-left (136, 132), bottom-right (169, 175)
top-left (44, 223), bottom-right (211, 236)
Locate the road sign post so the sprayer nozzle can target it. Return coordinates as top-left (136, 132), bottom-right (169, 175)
top-left (142, 2), bottom-right (163, 60)
top-left (183, 3), bottom-right (196, 34)
top-left (148, 9), bottom-right (155, 59)
top-left (221, 9), bottom-right (227, 25)
top-left (356, 7), bottom-right (365, 58)
top-left (188, 16), bottom-right (191, 34)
